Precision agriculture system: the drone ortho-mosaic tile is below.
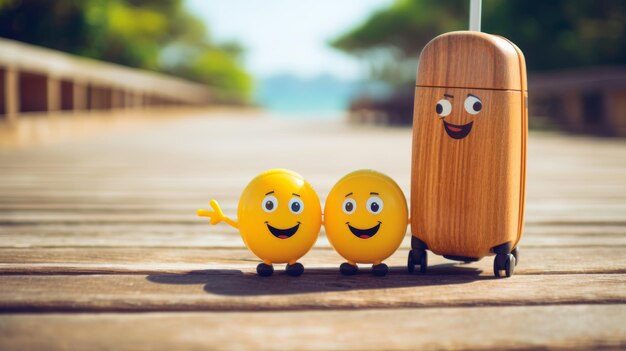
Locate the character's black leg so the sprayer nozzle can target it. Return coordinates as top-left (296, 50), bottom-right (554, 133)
top-left (492, 242), bottom-right (515, 278)
top-left (339, 262), bottom-right (358, 275)
top-left (256, 262), bottom-right (274, 277)
top-left (285, 262), bottom-right (304, 277)
top-left (372, 263), bottom-right (389, 276)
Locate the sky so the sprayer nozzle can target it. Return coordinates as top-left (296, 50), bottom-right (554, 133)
top-left (186, 0), bottom-right (393, 81)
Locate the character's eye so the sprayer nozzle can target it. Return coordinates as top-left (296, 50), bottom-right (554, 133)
top-left (342, 198), bottom-right (356, 214)
top-left (464, 95), bottom-right (482, 115)
top-left (262, 195), bottom-right (278, 213)
top-left (436, 99), bottom-right (452, 117)
top-left (366, 196), bottom-right (384, 214)
top-left (288, 198), bottom-right (304, 214)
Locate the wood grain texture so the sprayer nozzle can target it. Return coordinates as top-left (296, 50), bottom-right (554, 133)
top-left (416, 31), bottom-right (523, 90)
top-left (411, 31), bottom-right (527, 259)
top-left (0, 111), bottom-right (624, 350)
top-left (411, 88), bottom-right (524, 258)
top-left (1, 305), bottom-right (625, 351)
top-left (2, 226), bottom-right (624, 250)
top-left (0, 246), bottom-right (624, 275)
top-left (0, 274), bottom-right (624, 312)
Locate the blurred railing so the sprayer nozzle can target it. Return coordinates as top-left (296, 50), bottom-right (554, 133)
top-left (529, 67), bottom-right (626, 137)
top-left (0, 38), bottom-right (212, 122)
top-left (347, 66), bottom-right (626, 137)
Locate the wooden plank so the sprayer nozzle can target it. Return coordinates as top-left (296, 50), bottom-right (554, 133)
top-left (0, 192), bottom-right (624, 207)
top-left (0, 228), bottom-right (624, 249)
top-left (0, 145), bottom-right (617, 173)
top-left (1, 201), bottom-right (624, 224)
top-left (1, 305), bottom-right (624, 351)
top-left (0, 246), bottom-right (624, 275)
top-left (0, 196), bottom-right (623, 216)
top-left (0, 107), bottom-right (244, 149)
top-left (0, 166), bottom-right (622, 184)
top-left (0, 274), bottom-right (623, 312)
top-left (0, 121), bottom-right (622, 180)
top-left (1, 210), bottom-right (624, 226)
top-left (0, 105), bottom-right (624, 351)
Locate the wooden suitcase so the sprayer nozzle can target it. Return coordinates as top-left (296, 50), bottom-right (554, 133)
top-left (409, 31), bottom-right (527, 277)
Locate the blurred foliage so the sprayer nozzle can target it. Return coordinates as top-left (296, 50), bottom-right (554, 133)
top-left (332, 0), bottom-right (626, 86)
top-left (0, 0), bottom-right (252, 103)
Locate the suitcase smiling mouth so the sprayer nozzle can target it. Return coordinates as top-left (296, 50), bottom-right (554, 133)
top-left (266, 222), bottom-right (300, 239)
top-left (443, 120), bottom-right (473, 139)
top-left (346, 221), bottom-right (381, 239)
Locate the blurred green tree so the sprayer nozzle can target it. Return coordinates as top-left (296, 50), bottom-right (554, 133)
top-left (0, 0), bottom-right (252, 103)
top-left (332, 0), bottom-right (626, 86)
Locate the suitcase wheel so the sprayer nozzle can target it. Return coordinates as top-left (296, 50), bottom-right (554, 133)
top-left (493, 253), bottom-right (516, 278)
top-left (408, 249), bottom-right (428, 274)
top-left (511, 247), bottom-right (519, 266)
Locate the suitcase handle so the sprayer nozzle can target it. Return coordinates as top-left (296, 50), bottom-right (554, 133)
top-left (469, 0), bottom-right (482, 32)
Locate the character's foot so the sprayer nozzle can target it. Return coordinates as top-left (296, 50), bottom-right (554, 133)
top-left (372, 263), bottom-right (389, 276)
top-left (256, 262), bottom-right (274, 277)
top-left (339, 262), bottom-right (358, 275)
top-left (285, 262), bottom-right (304, 276)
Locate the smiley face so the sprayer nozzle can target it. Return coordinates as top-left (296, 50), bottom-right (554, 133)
top-left (261, 191), bottom-right (304, 239)
top-left (435, 93), bottom-right (483, 139)
top-left (324, 170), bottom-right (408, 264)
top-left (238, 169), bottom-right (321, 264)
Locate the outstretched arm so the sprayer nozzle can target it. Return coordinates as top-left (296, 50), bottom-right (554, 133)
top-left (197, 200), bottom-right (238, 229)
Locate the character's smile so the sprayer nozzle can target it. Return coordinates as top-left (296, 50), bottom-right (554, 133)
top-left (266, 221), bottom-right (300, 239)
top-left (443, 120), bottom-right (473, 139)
top-left (346, 221), bottom-right (381, 239)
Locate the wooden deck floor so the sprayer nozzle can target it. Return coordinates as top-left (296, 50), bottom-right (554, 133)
top-left (0, 110), bottom-right (625, 350)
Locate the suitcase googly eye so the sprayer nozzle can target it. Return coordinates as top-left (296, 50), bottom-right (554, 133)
top-left (436, 99), bottom-right (452, 117)
top-left (366, 196), bottom-right (384, 214)
top-left (464, 94), bottom-right (482, 115)
top-left (342, 198), bottom-right (357, 214)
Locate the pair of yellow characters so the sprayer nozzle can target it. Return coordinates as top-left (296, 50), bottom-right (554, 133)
top-left (197, 169), bottom-right (408, 276)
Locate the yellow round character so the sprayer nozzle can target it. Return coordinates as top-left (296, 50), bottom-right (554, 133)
top-left (197, 169), bottom-right (321, 277)
top-left (324, 170), bottom-right (408, 276)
